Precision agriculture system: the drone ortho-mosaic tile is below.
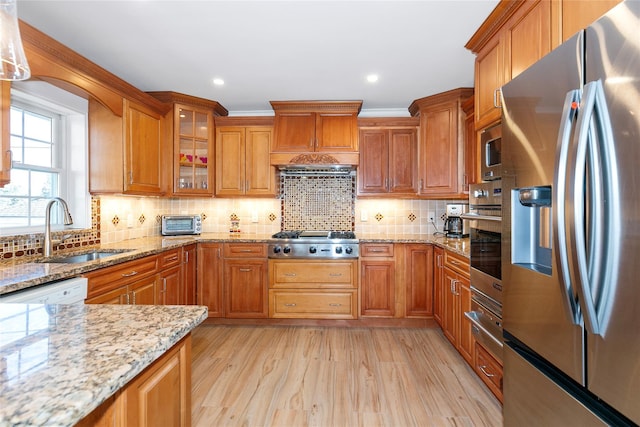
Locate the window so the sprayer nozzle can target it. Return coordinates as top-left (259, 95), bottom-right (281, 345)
top-left (0, 81), bottom-right (89, 235)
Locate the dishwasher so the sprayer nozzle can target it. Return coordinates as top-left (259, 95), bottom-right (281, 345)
top-left (0, 277), bottom-right (88, 304)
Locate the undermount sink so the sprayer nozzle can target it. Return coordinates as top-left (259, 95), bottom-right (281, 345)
top-left (39, 250), bottom-right (132, 264)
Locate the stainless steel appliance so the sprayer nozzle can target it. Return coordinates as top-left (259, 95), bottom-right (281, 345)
top-left (462, 181), bottom-right (503, 363)
top-left (501, 2), bottom-right (639, 424)
top-left (268, 230), bottom-right (359, 259)
top-left (443, 203), bottom-right (469, 238)
top-left (161, 214), bottom-right (202, 236)
top-left (480, 122), bottom-right (502, 181)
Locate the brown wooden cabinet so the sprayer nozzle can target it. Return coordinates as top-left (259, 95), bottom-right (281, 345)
top-left (89, 98), bottom-right (167, 195)
top-left (78, 335), bottom-right (193, 427)
top-left (433, 246), bottom-right (445, 326)
top-left (84, 255), bottom-right (159, 304)
top-left (147, 92), bottom-right (227, 196)
top-left (197, 243), bottom-right (224, 318)
top-left (473, 35), bottom-right (505, 130)
top-left (442, 250), bottom-right (474, 365)
top-left (0, 81), bottom-right (10, 187)
top-left (404, 244), bottom-right (434, 318)
top-left (461, 96), bottom-right (478, 191)
top-left (215, 118), bottom-right (275, 197)
top-left (183, 244), bottom-right (197, 305)
top-left (268, 259), bottom-right (358, 319)
top-left (223, 243), bottom-right (268, 318)
top-left (409, 88), bottom-right (474, 198)
top-left (357, 118), bottom-right (419, 197)
top-left (360, 243), bottom-right (395, 317)
top-left (474, 341), bottom-right (504, 403)
top-left (561, 0), bottom-right (621, 42)
top-left (158, 248), bottom-right (182, 305)
top-left (269, 101), bottom-right (362, 165)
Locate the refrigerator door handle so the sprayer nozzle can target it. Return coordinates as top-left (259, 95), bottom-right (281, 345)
top-left (569, 80), bottom-right (621, 336)
top-left (553, 89), bottom-right (582, 324)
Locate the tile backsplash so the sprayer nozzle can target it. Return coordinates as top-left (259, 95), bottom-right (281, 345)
top-left (0, 192), bottom-right (457, 261)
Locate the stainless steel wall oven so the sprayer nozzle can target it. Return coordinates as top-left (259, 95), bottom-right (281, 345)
top-left (462, 181), bottom-right (503, 363)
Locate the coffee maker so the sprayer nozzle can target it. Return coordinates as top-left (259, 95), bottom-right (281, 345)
top-left (444, 203), bottom-right (469, 238)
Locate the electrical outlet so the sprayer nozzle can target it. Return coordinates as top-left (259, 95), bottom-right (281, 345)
top-left (361, 210), bottom-right (368, 222)
top-left (428, 211), bottom-right (435, 222)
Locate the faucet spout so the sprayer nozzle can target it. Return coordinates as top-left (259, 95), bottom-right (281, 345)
top-left (44, 197), bottom-right (73, 258)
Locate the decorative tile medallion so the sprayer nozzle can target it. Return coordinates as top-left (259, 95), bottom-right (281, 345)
top-left (112, 215), bottom-right (120, 226)
top-left (269, 213), bottom-right (276, 222)
top-left (408, 213), bottom-right (416, 222)
top-left (375, 213), bottom-right (384, 222)
top-left (138, 214), bottom-right (146, 224)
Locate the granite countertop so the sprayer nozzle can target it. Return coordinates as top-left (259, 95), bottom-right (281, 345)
top-left (0, 233), bottom-right (468, 296)
top-left (0, 303), bottom-right (208, 427)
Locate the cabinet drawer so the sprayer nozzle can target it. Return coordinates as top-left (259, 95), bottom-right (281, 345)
top-left (360, 243), bottom-right (394, 257)
top-left (85, 256), bottom-right (158, 298)
top-left (223, 243), bottom-right (267, 258)
top-left (158, 248), bottom-right (181, 268)
top-left (269, 289), bottom-right (357, 319)
top-left (269, 260), bottom-right (356, 288)
top-left (444, 250), bottom-right (469, 278)
top-left (475, 342), bottom-right (503, 402)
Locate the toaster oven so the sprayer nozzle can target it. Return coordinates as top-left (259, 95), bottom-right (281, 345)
top-left (161, 214), bottom-right (202, 236)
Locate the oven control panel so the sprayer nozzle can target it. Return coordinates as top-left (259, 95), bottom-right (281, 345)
top-left (268, 243), bottom-right (359, 259)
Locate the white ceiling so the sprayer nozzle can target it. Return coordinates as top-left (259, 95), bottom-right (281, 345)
top-left (16, 0), bottom-right (498, 116)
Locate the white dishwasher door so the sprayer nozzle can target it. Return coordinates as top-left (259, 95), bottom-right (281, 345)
top-left (0, 277), bottom-right (88, 304)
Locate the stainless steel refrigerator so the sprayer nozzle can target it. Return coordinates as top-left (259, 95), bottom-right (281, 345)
top-left (501, 1), bottom-right (640, 425)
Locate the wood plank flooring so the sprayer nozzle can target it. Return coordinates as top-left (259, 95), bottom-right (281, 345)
top-left (191, 325), bottom-right (502, 427)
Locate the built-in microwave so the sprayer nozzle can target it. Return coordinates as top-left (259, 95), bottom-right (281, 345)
top-left (161, 214), bottom-right (202, 236)
top-left (480, 123), bottom-right (502, 181)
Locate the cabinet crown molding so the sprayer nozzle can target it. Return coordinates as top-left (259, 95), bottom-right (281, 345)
top-left (408, 88), bottom-right (474, 116)
top-left (464, 0), bottom-right (525, 53)
top-left (270, 100), bottom-right (363, 114)
top-left (147, 91), bottom-right (229, 116)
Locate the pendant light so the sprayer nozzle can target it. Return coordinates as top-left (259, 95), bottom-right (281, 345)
top-left (0, 0), bottom-right (30, 81)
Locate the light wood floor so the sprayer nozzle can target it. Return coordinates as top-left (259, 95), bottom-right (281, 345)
top-left (191, 325), bottom-right (503, 427)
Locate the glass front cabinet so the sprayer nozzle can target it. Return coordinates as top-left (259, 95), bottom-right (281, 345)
top-left (148, 91), bottom-right (228, 196)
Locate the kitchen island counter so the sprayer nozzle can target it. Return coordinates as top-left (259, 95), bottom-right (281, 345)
top-left (0, 303), bottom-right (207, 427)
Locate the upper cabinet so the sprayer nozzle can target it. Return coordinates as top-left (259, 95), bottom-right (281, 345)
top-left (466, 0), bottom-right (621, 131)
top-left (357, 117), bottom-right (419, 197)
top-left (561, 0), bottom-right (621, 41)
top-left (19, 20), bottom-right (172, 195)
top-left (409, 88), bottom-right (473, 199)
top-left (147, 91), bottom-right (228, 197)
top-left (269, 101), bottom-right (362, 166)
top-left (214, 117), bottom-right (275, 197)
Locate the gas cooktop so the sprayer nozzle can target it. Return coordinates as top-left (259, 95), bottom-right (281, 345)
top-left (269, 230), bottom-right (359, 259)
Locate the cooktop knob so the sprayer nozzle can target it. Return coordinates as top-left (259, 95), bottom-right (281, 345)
top-left (335, 246), bottom-right (343, 254)
top-left (345, 246), bottom-right (353, 254)
top-left (273, 245), bottom-right (282, 254)
top-left (309, 246), bottom-right (317, 254)
top-left (283, 246), bottom-right (291, 254)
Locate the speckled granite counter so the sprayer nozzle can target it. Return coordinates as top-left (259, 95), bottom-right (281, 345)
top-left (0, 303), bottom-right (207, 427)
top-left (0, 233), bottom-right (467, 297)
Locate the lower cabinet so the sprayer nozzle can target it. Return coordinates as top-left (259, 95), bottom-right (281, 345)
top-left (84, 256), bottom-right (159, 304)
top-left (197, 243), bottom-right (224, 317)
top-left (183, 244), bottom-right (197, 305)
top-left (76, 335), bottom-right (193, 427)
top-left (442, 250), bottom-right (474, 365)
top-left (474, 342), bottom-right (504, 403)
top-left (223, 243), bottom-right (268, 318)
top-left (433, 246), bottom-right (445, 326)
top-left (269, 259), bottom-right (358, 319)
top-left (404, 244), bottom-right (434, 317)
top-left (360, 243), bottom-right (395, 317)
top-left (158, 248), bottom-right (182, 305)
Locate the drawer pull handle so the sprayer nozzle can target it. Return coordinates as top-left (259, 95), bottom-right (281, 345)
top-left (284, 303), bottom-right (297, 307)
top-left (479, 365), bottom-right (497, 378)
top-left (240, 249), bottom-right (253, 252)
top-left (121, 270), bottom-right (138, 277)
top-left (239, 268), bottom-right (251, 272)
top-left (369, 249), bottom-right (384, 253)
top-left (167, 255), bottom-right (179, 261)
top-left (284, 273), bottom-right (297, 277)
top-left (329, 303), bottom-right (342, 307)
top-left (450, 260), bottom-right (460, 265)
top-left (329, 273), bottom-right (342, 277)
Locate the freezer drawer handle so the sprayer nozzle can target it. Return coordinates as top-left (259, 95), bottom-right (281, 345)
top-left (479, 365), bottom-right (496, 378)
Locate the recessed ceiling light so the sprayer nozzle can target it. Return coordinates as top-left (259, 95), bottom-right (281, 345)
top-left (366, 74), bottom-right (379, 83)
top-left (213, 78), bottom-right (225, 86)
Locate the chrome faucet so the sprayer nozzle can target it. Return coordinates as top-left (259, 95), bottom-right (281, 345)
top-left (43, 197), bottom-right (74, 258)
